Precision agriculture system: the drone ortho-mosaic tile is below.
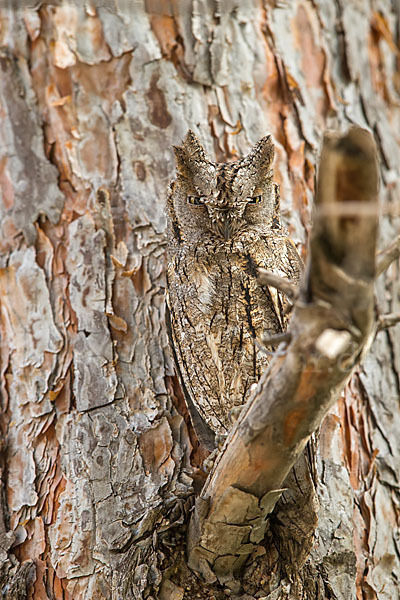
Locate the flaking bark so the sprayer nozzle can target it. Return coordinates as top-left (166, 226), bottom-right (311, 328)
top-left (0, 3), bottom-right (399, 600)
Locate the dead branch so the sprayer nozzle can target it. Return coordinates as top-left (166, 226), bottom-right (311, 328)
top-left (258, 269), bottom-right (299, 300)
top-left (378, 312), bottom-right (400, 331)
top-left (259, 331), bottom-right (292, 347)
top-left (376, 234), bottom-right (400, 276)
top-left (187, 127), bottom-right (379, 587)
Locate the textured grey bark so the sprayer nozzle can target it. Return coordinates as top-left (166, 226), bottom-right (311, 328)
top-left (0, 2), bottom-right (399, 600)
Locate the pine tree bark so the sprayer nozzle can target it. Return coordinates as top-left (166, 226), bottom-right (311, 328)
top-left (0, 2), bottom-right (399, 599)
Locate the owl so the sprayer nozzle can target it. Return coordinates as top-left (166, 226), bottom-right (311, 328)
top-left (166, 131), bottom-right (301, 450)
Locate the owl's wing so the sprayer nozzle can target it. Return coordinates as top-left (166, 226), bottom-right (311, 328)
top-left (258, 234), bottom-right (303, 331)
top-left (165, 300), bottom-right (216, 451)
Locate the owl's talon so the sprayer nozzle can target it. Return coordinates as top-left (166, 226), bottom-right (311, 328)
top-left (229, 406), bottom-right (243, 424)
top-left (203, 448), bottom-right (219, 473)
top-left (215, 433), bottom-right (227, 451)
top-left (203, 433), bottom-right (228, 472)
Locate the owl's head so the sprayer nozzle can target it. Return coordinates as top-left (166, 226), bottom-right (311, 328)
top-left (169, 130), bottom-right (278, 242)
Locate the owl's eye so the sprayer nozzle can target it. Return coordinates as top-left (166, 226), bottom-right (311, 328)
top-left (247, 195), bottom-right (263, 204)
top-left (187, 195), bottom-right (206, 206)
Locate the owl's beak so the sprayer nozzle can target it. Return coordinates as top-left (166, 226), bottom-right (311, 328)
top-left (212, 207), bottom-right (233, 239)
top-left (223, 219), bottom-right (231, 240)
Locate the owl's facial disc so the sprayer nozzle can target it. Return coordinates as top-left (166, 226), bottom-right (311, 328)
top-left (173, 131), bottom-right (276, 241)
top-left (185, 191), bottom-right (267, 240)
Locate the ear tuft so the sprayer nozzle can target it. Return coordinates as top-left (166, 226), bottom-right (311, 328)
top-left (174, 130), bottom-right (210, 167)
top-left (231, 135), bottom-right (275, 196)
top-left (173, 130), bottom-right (214, 186)
top-left (183, 130), bottom-right (207, 159)
top-left (247, 135), bottom-right (275, 170)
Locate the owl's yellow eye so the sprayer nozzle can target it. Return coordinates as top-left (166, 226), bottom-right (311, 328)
top-left (247, 195), bottom-right (263, 204)
top-left (187, 195), bottom-right (206, 206)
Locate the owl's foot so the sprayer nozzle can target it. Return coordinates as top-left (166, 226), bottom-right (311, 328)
top-left (203, 448), bottom-right (218, 473)
top-left (203, 433), bottom-right (227, 473)
top-left (215, 432), bottom-right (227, 450)
top-left (229, 405), bottom-right (243, 424)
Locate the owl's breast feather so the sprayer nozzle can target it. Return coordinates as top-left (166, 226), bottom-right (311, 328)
top-left (191, 268), bottom-right (214, 309)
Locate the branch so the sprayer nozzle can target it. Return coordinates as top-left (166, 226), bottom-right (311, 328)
top-left (258, 269), bottom-right (299, 300)
top-left (187, 127), bottom-right (379, 586)
top-left (376, 234), bottom-right (400, 276)
top-left (259, 331), bottom-right (292, 347)
top-left (378, 312), bottom-right (400, 331)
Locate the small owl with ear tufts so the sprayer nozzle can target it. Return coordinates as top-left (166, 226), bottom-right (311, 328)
top-left (166, 131), bottom-right (301, 450)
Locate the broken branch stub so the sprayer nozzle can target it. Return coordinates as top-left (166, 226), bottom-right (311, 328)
top-left (187, 127), bottom-right (379, 586)
top-left (257, 269), bottom-right (299, 300)
top-left (376, 234), bottom-right (400, 277)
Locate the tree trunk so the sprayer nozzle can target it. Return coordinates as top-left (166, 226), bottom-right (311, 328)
top-left (0, 2), bottom-right (399, 599)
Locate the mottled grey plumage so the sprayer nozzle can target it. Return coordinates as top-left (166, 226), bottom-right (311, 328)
top-left (166, 131), bottom-right (301, 448)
